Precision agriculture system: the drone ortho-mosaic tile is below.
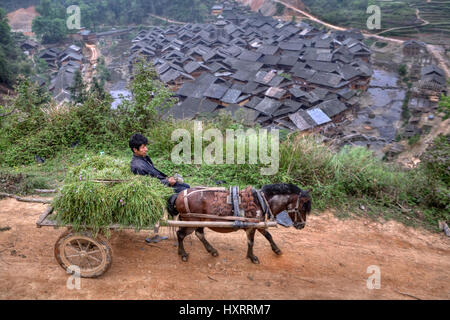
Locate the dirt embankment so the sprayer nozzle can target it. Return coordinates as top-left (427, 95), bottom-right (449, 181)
top-left (0, 197), bottom-right (449, 299)
top-left (7, 6), bottom-right (39, 37)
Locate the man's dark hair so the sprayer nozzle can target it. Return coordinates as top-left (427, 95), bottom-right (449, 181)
top-left (129, 133), bottom-right (148, 152)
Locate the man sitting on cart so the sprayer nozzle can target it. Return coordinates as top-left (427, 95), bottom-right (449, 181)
top-left (129, 133), bottom-right (190, 243)
top-left (129, 133), bottom-right (190, 193)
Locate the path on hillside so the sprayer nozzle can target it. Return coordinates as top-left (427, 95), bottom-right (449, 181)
top-left (83, 43), bottom-right (98, 90)
top-left (376, 8), bottom-right (429, 36)
top-left (148, 13), bottom-right (185, 25)
top-left (0, 197), bottom-right (448, 299)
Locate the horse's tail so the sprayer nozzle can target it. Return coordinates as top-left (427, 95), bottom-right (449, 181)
top-left (167, 193), bottom-right (179, 217)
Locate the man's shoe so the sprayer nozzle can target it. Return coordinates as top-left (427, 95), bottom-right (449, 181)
top-left (145, 235), bottom-right (168, 243)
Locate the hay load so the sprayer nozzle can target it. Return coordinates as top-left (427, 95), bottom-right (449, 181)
top-left (52, 155), bottom-right (173, 234)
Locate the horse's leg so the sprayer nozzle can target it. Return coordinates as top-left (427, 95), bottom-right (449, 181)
top-left (258, 229), bottom-right (282, 255)
top-left (177, 227), bottom-right (195, 262)
top-left (195, 227), bottom-right (219, 257)
top-left (245, 228), bottom-right (259, 264)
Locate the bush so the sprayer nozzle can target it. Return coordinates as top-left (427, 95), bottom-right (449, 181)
top-left (408, 134), bottom-right (421, 146)
top-left (398, 64), bottom-right (407, 77)
top-left (275, 3), bottom-right (285, 15)
top-left (0, 60), bottom-right (173, 166)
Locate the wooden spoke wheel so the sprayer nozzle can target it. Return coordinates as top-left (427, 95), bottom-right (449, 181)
top-left (54, 229), bottom-right (112, 278)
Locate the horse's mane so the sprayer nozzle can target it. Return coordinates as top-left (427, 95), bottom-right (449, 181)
top-left (261, 183), bottom-right (303, 197)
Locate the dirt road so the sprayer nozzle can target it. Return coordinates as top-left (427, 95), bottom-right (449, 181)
top-left (0, 197), bottom-right (449, 299)
top-left (148, 13), bottom-right (185, 25)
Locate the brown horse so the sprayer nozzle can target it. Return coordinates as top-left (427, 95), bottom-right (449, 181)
top-left (169, 183), bottom-right (311, 264)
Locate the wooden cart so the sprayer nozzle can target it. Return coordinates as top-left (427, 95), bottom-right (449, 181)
top-left (36, 206), bottom-right (277, 278)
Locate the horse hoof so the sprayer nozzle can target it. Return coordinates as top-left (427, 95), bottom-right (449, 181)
top-left (211, 251), bottom-right (219, 257)
top-left (274, 249), bottom-right (282, 255)
top-left (248, 256), bottom-right (260, 264)
top-left (181, 254), bottom-right (189, 262)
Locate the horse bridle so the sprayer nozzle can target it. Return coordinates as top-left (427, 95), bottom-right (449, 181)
top-left (260, 191), bottom-right (305, 225)
top-left (285, 193), bottom-right (305, 225)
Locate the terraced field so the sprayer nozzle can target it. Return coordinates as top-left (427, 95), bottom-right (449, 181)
top-left (383, 0), bottom-right (450, 43)
top-left (297, 0), bottom-right (449, 44)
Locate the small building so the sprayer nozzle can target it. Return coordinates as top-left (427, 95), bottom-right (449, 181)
top-left (403, 40), bottom-right (427, 57)
top-left (20, 39), bottom-right (39, 55)
top-left (418, 64), bottom-right (447, 97)
top-left (79, 30), bottom-right (96, 44)
top-left (211, 5), bottom-right (224, 16)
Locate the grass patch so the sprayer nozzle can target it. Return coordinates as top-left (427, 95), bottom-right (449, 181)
top-left (408, 134), bottom-right (421, 146)
top-left (52, 155), bottom-right (173, 236)
top-left (375, 42), bottom-right (388, 49)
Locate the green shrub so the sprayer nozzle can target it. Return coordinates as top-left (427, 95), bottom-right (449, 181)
top-left (398, 64), bottom-right (408, 77)
top-left (408, 134), bottom-right (421, 146)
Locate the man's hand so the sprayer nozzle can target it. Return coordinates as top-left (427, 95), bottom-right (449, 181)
top-left (168, 177), bottom-right (176, 186)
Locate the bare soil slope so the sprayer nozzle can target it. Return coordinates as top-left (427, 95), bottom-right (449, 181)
top-left (7, 6), bottom-right (39, 36)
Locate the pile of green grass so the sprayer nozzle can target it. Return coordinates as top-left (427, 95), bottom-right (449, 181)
top-left (52, 155), bottom-right (173, 235)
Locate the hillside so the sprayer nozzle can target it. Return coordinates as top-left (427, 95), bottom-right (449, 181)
top-left (238, 0), bottom-right (450, 45)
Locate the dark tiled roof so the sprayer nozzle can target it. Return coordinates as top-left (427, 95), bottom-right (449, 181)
top-left (221, 88), bottom-right (242, 104)
top-left (279, 41), bottom-right (304, 51)
top-left (257, 45), bottom-right (279, 55)
top-left (288, 111), bottom-right (312, 131)
top-left (254, 97), bottom-right (282, 116)
top-left (184, 61), bottom-right (211, 74)
top-left (237, 49), bottom-right (262, 62)
top-left (261, 55), bottom-right (280, 66)
top-left (289, 86), bottom-right (308, 98)
top-left (309, 72), bottom-right (346, 88)
top-left (203, 83), bottom-right (229, 99)
top-left (317, 99), bottom-right (347, 117)
top-left (278, 55), bottom-right (298, 67)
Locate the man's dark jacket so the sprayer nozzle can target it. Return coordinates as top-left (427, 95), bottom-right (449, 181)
top-left (130, 154), bottom-right (169, 186)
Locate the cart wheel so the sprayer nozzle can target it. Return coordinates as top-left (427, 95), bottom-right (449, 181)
top-left (54, 229), bottom-right (112, 278)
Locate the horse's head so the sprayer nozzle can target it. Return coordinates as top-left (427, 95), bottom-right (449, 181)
top-left (287, 189), bottom-right (311, 230)
top-left (261, 184), bottom-right (312, 230)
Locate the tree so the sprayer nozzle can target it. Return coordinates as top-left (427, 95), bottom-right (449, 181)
top-left (438, 94), bottom-right (450, 120)
top-left (0, 7), bottom-right (13, 85)
top-left (32, 16), bottom-right (67, 43)
top-left (117, 59), bottom-right (176, 133)
top-left (70, 70), bottom-right (86, 104)
top-left (398, 64), bottom-right (407, 77)
top-left (0, 7), bottom-right (32, 85)
top-left (89, 77), bottom-right (107, 101)
top-left (36, 58), bottom-right (49, 74)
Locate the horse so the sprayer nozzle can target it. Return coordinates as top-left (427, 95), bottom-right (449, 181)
top-left (168, 183), bottom-right (311, 264)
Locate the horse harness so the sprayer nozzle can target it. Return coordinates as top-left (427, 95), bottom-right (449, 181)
top-left (180, 186), bottom-right (276, 228)
top-left (287, 192), bottom-right (304, 225)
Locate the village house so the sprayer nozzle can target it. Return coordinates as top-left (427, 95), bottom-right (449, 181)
top-left (128, 3), bottom-right (373, 132)
top-left (211, 5), bottom-right (224, 16)
top-left (417, 64), bottom-right (447, 98)
top-left (20, 39), bottom-right (39, 55)
top-left (403, 40), bottom-right (427, 58)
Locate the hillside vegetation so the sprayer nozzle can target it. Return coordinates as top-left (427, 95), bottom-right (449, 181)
top-left (31, 0), bottom-right (216, 43)
top-left (0, 8), bottom-right (33, 86)
top-left (0, 61), bottom-right (448, 232)
top-left (300, 0), bottom-right (449, 41)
